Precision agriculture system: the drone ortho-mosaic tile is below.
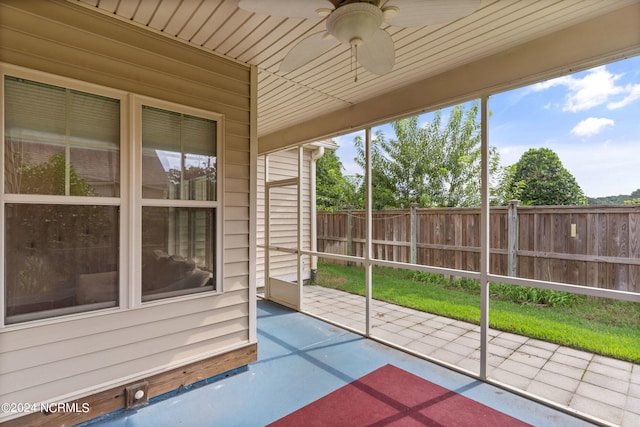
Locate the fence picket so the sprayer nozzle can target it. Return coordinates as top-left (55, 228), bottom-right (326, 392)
top-left (317, 205), bottom-right (640, 292)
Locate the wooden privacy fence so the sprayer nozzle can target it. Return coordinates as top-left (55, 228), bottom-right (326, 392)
top-left (316, 203), bottom-right (640, 293)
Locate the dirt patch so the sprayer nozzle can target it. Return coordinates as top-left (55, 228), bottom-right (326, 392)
top-left (326, 277), bottom-right (348, 286)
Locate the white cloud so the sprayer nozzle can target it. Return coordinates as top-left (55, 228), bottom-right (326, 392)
top-left (529, 66), bottom-right (640, 112)
top-left (607, 83), bottom-right (640, 109)
top-left (570, 117), bottom-right (614, 137)
top-left (334, 133), bottom-right (363, 176)
top-left (530, 75), bottom-right (570, 91)
top-left (563, 67), bottom-right (623, 112)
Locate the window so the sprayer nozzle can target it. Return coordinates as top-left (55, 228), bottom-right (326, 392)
top-left (3, 75), bottom-right (121, 324)
top-left (140, 103), bottom-right (220, 301)
top-left (2, 68), bottom-right (224, 325)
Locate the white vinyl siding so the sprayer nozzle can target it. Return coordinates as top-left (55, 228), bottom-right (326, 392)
top-left (0, 1), bottom-right (253, 420)
top-left (256, 148), bottom-right (312, 287)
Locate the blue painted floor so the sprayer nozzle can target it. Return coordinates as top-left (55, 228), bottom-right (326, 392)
top-left (88, 300), bottom-right (594, 426)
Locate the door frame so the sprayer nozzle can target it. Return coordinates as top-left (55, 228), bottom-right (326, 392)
top-left (264, 147), bottom-right (304, 310)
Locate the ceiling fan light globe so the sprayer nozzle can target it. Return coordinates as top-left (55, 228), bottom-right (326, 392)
top-left (326, 2), bottom-right (382, 46)
top-left (382, 6), bottom-right (399, 20)
top-left (316, 8), bottom-right (332, 17)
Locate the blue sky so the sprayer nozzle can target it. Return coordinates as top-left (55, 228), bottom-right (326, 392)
top-left (333, 55), bottom-right (640, 198)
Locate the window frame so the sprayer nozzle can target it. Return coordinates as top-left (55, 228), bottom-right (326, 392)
top-left (0, 64), bottom-right (225, 328)
top-left (132, 95), bottom-right (224, 307)
top-left (0, 64), bottom-right (129, 327)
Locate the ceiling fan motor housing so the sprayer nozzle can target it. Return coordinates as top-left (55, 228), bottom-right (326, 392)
top-left (327, 2), bottom-right (383, 46)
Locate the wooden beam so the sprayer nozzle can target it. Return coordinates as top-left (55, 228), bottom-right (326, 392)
top-left (2, 343), bottom-right (257, 427)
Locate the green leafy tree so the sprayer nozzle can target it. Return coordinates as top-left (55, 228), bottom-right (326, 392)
top-left (491, 164), bottom-right (524, 206)
top-left (503, 147), bottom-right (587, 206)
top-left (588, 189), bottom-right (640, 205)
top-left (353, 103), bottom-right (500, 209)
top-left (167, 164), bottom-right (216, 186)
top-left (315, 150), bottom-right (360, 211)
top-left (625, 188), bottom-right (640, 205)
top-left (16, 152), bottom-right (97, 196)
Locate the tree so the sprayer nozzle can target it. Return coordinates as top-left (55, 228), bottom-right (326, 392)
top-left (625, 188), bottom-right (640, 205)
top-left (15, 152), bottom-right (97, 196)
top-left (353, 103), bottom-right (500, 209)
top-left (624, 188), bottom-right (640, 205)
top-left (588, 188), bottom-right (640, 205)
top-left (502, 147), bottom-right (587, 206)
top-left (315, 150), bottom-right (360, 211)
top-left (491, 164), bottom-right (522, 206)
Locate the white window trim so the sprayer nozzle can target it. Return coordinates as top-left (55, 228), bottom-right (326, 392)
top-left (0, 64), bottom-right (225, 328)
top-left (0, 64), bottom-right (129, 328)
top-left (131, 95), bottom-right (224, 309)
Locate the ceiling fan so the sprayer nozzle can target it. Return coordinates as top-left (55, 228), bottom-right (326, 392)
top-left (238, 0), bottom-right (481, 76)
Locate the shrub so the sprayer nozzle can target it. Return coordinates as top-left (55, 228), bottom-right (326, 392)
top-left (490, 283), bottom-right (576, 307)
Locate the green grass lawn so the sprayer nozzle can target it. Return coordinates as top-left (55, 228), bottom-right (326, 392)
top-left (315, 262), bottom-right (640, 363)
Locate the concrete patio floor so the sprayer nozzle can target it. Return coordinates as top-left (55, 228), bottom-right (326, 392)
top-left (89, 299), bottom-right (607, 427)
top-left (302, 285), bottom-right (640, 427)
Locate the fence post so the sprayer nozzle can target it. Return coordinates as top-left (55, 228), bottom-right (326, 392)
top-left (507, 200), bottom-right (519, 276)
top-left (347, 208), bottom-right (353, 265)
top-left (410, 203), bottom-right (418, 264)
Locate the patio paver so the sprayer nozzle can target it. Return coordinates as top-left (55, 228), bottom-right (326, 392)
top-left (90, 300), bottom-right (601, 427)
top-left (302, 285), bottom-right (640, 427)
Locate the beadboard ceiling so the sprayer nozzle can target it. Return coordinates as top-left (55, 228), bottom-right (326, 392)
top-left (72, 0), bottom-right (638, 143)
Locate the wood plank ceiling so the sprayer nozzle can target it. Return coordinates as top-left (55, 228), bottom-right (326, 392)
top-left (72, 0), bottom-right (638, 141)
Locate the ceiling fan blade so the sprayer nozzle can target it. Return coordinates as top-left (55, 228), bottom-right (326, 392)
top-left (280, 32), bottom-right (338, 72)
top-left (383, 0), bottom-right (481, 27)
top-left (357, 29), bottom-right (395, 75)
top-left (238, 0), bottom-right (333, 18)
